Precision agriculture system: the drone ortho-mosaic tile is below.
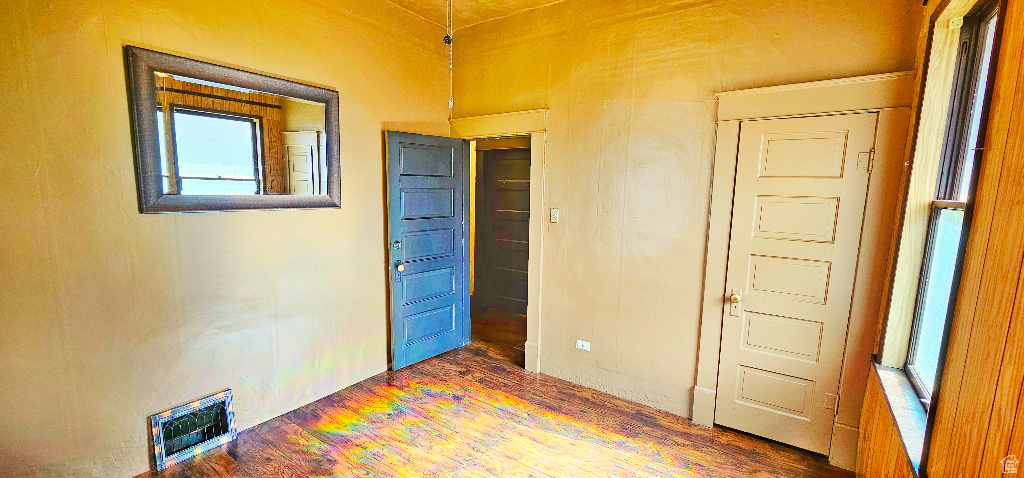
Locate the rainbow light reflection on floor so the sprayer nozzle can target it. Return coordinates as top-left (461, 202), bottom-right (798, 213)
top-left (149, 340), bottom-right (849, 477)
top-left (255, 356), bottom-right (786, 478)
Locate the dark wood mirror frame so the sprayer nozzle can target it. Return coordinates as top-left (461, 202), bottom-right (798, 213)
top-left (124, 46), bottom-right (342, 213)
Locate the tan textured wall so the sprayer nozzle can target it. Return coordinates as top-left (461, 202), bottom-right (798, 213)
top-left (0, 0), bottom-right (448, 476)
top-left (453, 0), bottom-right (923, 415)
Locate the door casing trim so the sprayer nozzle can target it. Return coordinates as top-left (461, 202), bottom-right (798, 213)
top-left (450, 109), bottom-right (548, 373)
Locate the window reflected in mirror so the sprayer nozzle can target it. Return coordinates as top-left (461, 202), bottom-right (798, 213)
top-left (152, 72), bottom-right (327, 197)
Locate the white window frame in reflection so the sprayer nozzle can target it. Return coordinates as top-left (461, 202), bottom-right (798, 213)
top-left (157, 107), bottom-right (263, 196)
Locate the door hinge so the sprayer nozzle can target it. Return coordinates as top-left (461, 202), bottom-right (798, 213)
top-left (858, 150), bottom-right (874, 172)
top-left (824, 393), bottom-right (839, 413)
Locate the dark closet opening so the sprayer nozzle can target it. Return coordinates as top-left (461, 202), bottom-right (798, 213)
top-left (470, 136), bottom-right (531, 367)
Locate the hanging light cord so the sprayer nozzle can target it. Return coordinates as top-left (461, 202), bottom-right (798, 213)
top-left (447, 0), bottom-right (454, 115)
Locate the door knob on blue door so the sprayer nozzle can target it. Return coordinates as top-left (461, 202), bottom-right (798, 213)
top-left (394, 261), bottom-right (405, 282)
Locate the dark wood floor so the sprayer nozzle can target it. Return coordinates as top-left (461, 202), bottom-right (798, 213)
top-left (469, 307), bottom-right (528, 367)
top-left (139, 309), bottom-right (851, 477)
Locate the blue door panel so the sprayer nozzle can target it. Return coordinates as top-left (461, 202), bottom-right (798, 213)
top-left (400, 144), bottom-right (455, 177)
top-left (400, 188), bottom-right (455, 219)
top-left (403, 228), bottom-right (456, 260)
top-left (403, 329), bottom-right (463, 366)
top-left (402, 267), bottom-right (456, 304)
top-left (387, 132), bottom-right (470, 370)
top-left (403, 305), bottom-right (456, 344)
top-left (400, 289), bottom-right (456, 316)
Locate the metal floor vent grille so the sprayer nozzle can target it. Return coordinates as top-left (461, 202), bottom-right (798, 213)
top-left (149, 389), bottom-right (236, 471)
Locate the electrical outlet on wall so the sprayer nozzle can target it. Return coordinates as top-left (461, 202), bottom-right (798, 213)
top-left (550, 208), bottom-right (560, 223)
top-left (575, 339), bottom-right (590, 352)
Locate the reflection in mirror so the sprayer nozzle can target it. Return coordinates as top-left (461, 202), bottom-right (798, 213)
top-left (152, 73), bottom-right (327, 196)
top-left (125, 46), bottom-right (340, 212)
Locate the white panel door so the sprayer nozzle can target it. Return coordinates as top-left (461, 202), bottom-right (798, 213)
top-left (282, 131), bottom-right (324, 195)
top-left (714, 113), bottom-right (878, 454)
top-left (286, 145), bottom-right (315, 195)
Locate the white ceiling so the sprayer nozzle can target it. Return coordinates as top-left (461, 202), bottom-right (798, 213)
top-left (388, 0), bottom-right (559, 29)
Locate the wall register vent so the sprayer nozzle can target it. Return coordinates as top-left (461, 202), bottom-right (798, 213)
top-left (149, 389), bottom-right (236, 471)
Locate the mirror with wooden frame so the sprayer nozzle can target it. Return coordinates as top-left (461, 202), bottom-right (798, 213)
top-left (124, 46), bottom-right (341, 212)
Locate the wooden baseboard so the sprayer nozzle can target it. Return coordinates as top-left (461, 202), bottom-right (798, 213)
top-left (829, 423), bottom-right (859, 471)
top-left (691, 386), bottom-right (716, 427)
top-left (524, 341), bottom-right (540, 373)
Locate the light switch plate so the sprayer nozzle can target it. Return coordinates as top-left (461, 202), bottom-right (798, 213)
top-left (550, 208), bottom-right (560, 223)
top-left (575, 339), bottom-right (590, 352)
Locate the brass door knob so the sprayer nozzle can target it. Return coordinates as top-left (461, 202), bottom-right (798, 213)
top-left (396, 264), bottom-right (406, 272)
top-left (729, 293), bottom-right (741, 304)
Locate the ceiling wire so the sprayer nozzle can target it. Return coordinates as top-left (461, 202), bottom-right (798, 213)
top-left (446, 0), bottom-right (454, 115)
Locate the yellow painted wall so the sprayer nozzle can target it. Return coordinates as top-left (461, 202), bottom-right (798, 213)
top-left (281, 97), bottom-right (327, 132)
top-left (0, 0), bottom-right (448, 476)
top-left (453, 0), bottom-right (923, 415)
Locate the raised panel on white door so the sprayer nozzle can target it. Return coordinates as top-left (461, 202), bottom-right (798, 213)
top-left (290, 150), bottom-right (311, 173)
top-left (753, 196), bottom-right (839, 243)
top-left (736, 366), bottom-right (814, 418)
top-left (743, 312), bottom-right (824, 362)
top-left (758, 131), bottom-right (849, 178)
top-left (749, 255), bottom-right (832, 305)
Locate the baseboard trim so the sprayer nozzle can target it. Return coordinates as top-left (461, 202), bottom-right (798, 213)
top-left (691, 386), bottom-right (717, 427)
top-left (829, 423), bottom-right (859, 472)
top-left (524, 341), bottom-right (540, 373)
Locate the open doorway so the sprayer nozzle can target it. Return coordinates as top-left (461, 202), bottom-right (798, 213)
top-left (386, 115), bottom-right (544, 373)
top-left (470, 136), bottom-right (531, 368)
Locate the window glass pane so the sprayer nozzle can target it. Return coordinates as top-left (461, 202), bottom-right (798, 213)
top-left (172, 110), bottom-right (258, 182)
top-left (957, 14), bottom-right (999, 200)
top-left (910, 207), bottom-right (965, 393)
top-left (180, 179), bottom-right (258, 195)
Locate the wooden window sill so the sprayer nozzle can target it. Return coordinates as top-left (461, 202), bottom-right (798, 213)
top-left (874, 363), bottom-right (927, 475)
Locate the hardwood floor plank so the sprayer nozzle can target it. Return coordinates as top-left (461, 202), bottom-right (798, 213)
top-left (277, 402), bottom-right (386, 466)
top-left (482, 427), bottom-right (647, 478)
top-left (250, 415), bottom-right (362, 476)
top-left (227, 428), bottom-right (312, 478)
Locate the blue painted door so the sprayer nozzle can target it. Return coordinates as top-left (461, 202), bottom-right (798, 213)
top-left (386, 131), bottom-right (470, 370)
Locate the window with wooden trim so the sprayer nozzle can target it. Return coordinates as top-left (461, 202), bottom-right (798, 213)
top-left (905, 8), bottom-right (999, 407)
top-left (157, 107), bottom-right (263, 195)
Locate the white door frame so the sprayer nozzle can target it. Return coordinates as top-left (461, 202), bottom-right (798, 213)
top-left (692, 73), bottom-right (914, 468)
top-left (450, 109), bottom-right (547, 373)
